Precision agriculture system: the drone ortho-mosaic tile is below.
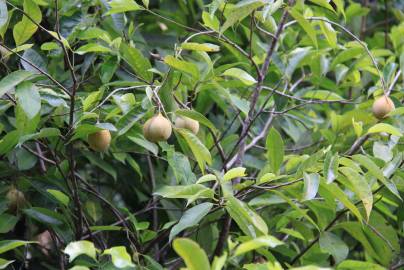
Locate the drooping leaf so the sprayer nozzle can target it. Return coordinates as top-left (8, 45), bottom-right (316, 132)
top-left (120, 43), bottom-right (153, 82)
top-left (176, 128), bottom-right (212, 173)
top-left (223, 167), bottom-right (247, 182)
top-left (169, 202), bottom-right (213, 242)
top-left (0, 70), bottom-right (32, 97)
top-left (302, 172), bottom-right (320, 201)
top-left (266, 128), bottom-right (284, 174)
top-left (319, 232), bottom-right (348, 263)
top-left (173, 238), bottom-right (210, 270)
top-left (164, 56), bottom-right (200, 79)
top-left (289, 8), bottom-right (318, 48)
top-left (367, 123), bottom-right (402, 137)
top-left (103, 246), bottom-right (134, 268)
top-left (222, 68), bottom-right (257, 85)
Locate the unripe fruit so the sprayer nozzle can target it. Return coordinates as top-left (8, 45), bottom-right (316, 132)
top-left (36, 230), bottom-right (53, 256)
top-left (6, 187), bottom-right (25, 212)
top-left (88, 129), bottom-right (111, 152)
top-left (143, 113), bottom-right (172, 142)
top-left (372, 95), bottom-right (395, 119)
top-left (175, 116), bottom-right (199, 134)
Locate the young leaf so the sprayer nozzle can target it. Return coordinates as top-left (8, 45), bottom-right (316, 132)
top-left (222, 68), bottom-right (257, 86)
top-left (103, 246), bottom-right (134, 268)
top-left (266, 128), bottom-right (284, 174)
top-left (64, 241), bottom-right (96, 262)
top-left (181, 42), bottom-right (220, 52)
top-left (223, 167), bottom-right (246, 182)
top-left (173, 238), bottom-right (211, 270)
top-left (13, 0), bottom-right (41, 45)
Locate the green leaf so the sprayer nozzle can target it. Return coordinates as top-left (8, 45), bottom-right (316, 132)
top-left (319, 182), bottom-right (363, 222)
top-left (196, 174), bottom-right (217, 184)
top-left (128, 135), bottom-right (158, 155)
top-left (211, 253), bottom-right (227, 270)
top-left (324, 151), bottom-right (339, 184)
top-left (337, 260), bottom-right (386, 270)
top-left (289, 8), bottom-right (318, 48)
top-left (308, 0), bottom-right (337, 12)
top-left (222, 68), bottom-right (257, 86)
top-left (266, 128), bottom-right (284, 174)
top-left (319, 20), bottom-right (337, 48)
top-left (302, 172), bottom-right (320, 201)
top-left (120, 43), bottom-right (153, 82)
top-left (18, 128), bottom-right (60, 146)
top-left (0, 70), bottom-right (32, 98)
top-left (176, 109), bottom-right (217, 132)
top-left (0, 130), bottom-right (20, 155)
top-left (234, 235), bottom-right (284, 256)
top-left (75, 43), bottom-right (111, 55)
top-left (13, 0), bottom-right (41, 45)
top-left (24, 207), bottom-right (65, 225)
top-left (0, 214), bottom-right (18, 233)
top-left (164, 55), bottom-right (200, 79)
top-left (64, 241), bottom-right (96, 262)
top-left (0, 240), bottom-right (35, 254)
top-left (46, 189), bottom-right (70, 206)
top-left (71, 124), bottom-right (102, 141)
top-left (0, 258), bottom-right (14, 269)
top-left (367, 123), bottom-right (402, 137)
top-left (69, 266), bottom-right (90, 270)
top-left (181, 42), bottom-right (220, 52)
top-left (331, 47), bottom-right (363, 68)
top-left (173, 238), bottom-right (211, 270)
top-left (103, 246), bottom-right (134, 268)
top-left (285, 47), bottom-right (311, 78)
top-left (105, 0), bottom-right (142, 15)
top-left (83, 152), bottom-right (117, 180)
top-left (15, 81), bottom-right (41, 119)
top-left (154, 184), bottom-right (214, 202)
top-left (176, 128), bottom-right (212, 173)
top-left (226, 196), bottom-right (268, 237)
top-left (339, 167), bottom-right (373, 220)
top-left (221, 0), bottom-right (266, 34)
top-left (319, 232), bottom-right (348, 263)
top-left (302, 90), bottom-right (344, 101)
top-left (223, 167), bottom-right (247, 182)
top-left (169, 202), bottom-right (213, 242)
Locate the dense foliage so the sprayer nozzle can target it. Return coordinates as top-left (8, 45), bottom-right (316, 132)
top-left (0, 0), bottom-right (403, 269)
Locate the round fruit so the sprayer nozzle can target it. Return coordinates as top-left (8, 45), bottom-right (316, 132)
top-left (36, 230), bottom-right (53, 256)
top-left (6, 187), bottom-right (25, 212)
top-left (143, 113), bottom-right (172, 142)
top-left (175, 116), bottom-right (199, 134)
top-left (372, 95), bottom-right (395, 119)
top-left (88, 129), bottom-right (111, 152)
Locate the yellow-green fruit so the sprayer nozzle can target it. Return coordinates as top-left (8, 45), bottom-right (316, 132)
top-left (88, 129), bottom-right (111, 152)
top-left (372, 95), bottom-right (395, 119)
top-left (143, 113), bottom-right (172, 142)
top-left (36, 230), bottom-right (53, 256)
top-left (175, 116), bottom-right (199, 134)
top-left (6, 188), bottom-right (25, 212)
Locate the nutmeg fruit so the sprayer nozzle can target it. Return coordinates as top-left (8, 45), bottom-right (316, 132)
top-left (36, 230), bottom-right (53, 256)
top-left (175, 116), bottom-right (199, 134)
top-left (6, 187), bottom-right (25, 212)
top-left (88, 129), bottom-right (111, 152)
top-left (372, 95), bottom-right (395, 119)
top-left (143, 113), bottom-right (172, 142)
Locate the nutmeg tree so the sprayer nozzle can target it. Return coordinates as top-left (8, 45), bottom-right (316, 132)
top-left (0, 0), bottom-right (403, 270)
